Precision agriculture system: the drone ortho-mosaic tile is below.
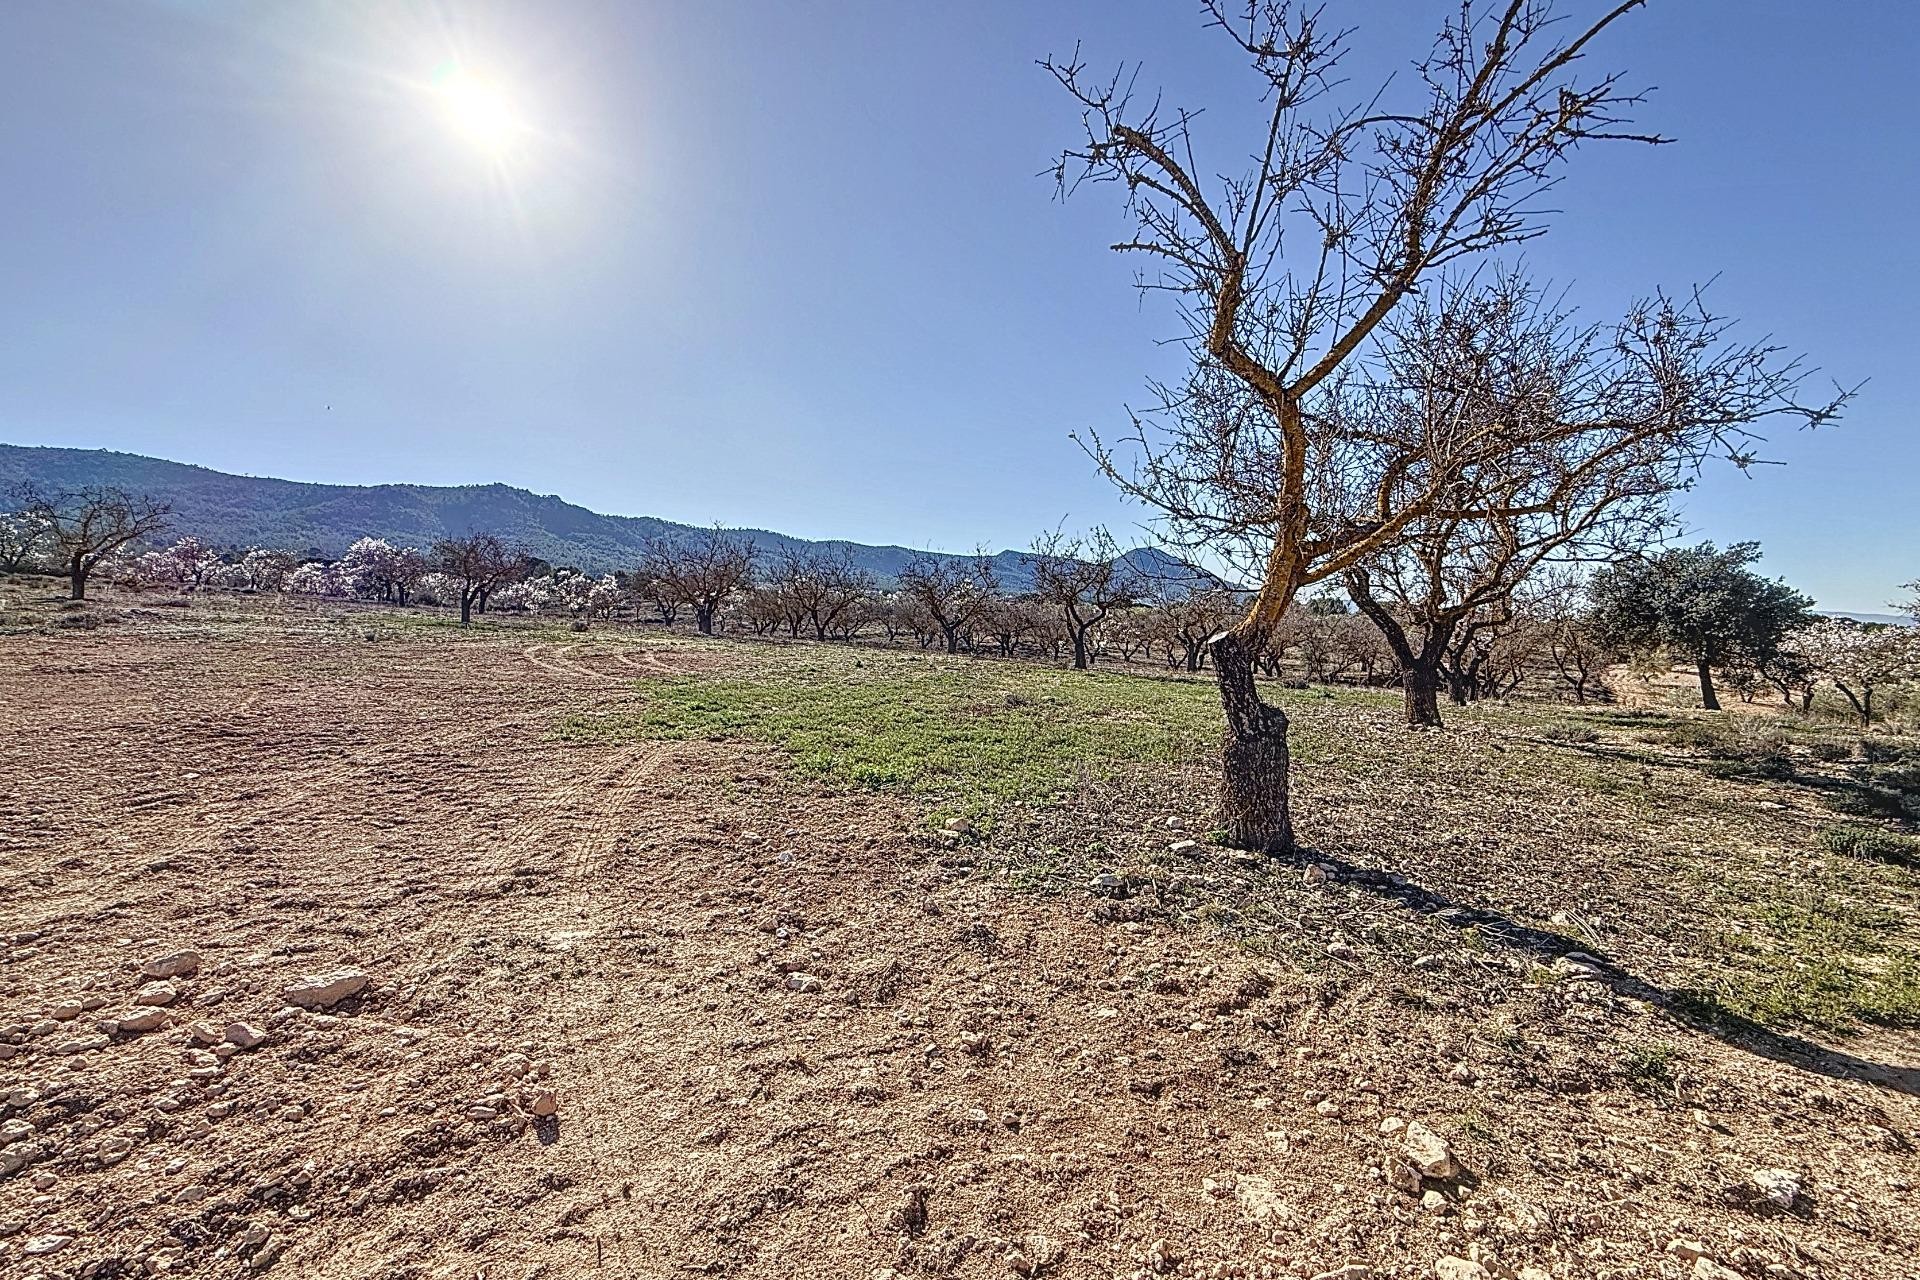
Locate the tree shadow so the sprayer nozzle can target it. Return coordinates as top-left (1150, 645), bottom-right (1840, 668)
top-left (1546, 738), bottom-right (1919, 831)
top-left (1296, 847), bottom-right (1920, 1097)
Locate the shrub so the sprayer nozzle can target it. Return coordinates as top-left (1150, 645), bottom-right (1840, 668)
top-left (1820, 824), bottom-right (1919, 865)
top-left (1809, 741), bottom-right (1852, 763)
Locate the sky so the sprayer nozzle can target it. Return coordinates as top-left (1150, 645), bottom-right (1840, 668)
top-left (0, 1), bottom-right (1914, 612)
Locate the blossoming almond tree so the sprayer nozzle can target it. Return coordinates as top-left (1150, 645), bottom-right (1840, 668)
top-left (1803, 619), bottom-right (1920, 728)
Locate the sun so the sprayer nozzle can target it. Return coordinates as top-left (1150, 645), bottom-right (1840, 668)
top-left (430, 64), bottom-right (527, 153)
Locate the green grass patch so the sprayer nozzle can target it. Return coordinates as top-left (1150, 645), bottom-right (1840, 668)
top-left (1702, 871), bottom-right (1920, 1028)
top-left (558, 650), bottom-right (1235, 802)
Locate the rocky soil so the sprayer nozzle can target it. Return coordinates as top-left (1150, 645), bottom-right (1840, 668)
top-left (2, 605), bottom-right (1916, 1279)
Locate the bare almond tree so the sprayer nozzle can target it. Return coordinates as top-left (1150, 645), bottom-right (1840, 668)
top-left (431, 532), bottom-right (530, 625)
top-left (981, 593), bottom-right (1046, 658)
top-left (11, 483), bottom-right (171, 600)
top-left (1337, 273), bottom-right (1838, 726)
top-left (1051, 0), bottom-right (1757, 851)
top-left (640, 527), bottom-right (757, 634)
top-left (768, 546), bottom-right (875, 641)
top-left (1024, 528), bottom-right (1147, 670)
top-left (1152, 586), bottom-right (1240, 673)
top-left (897, 552), bottom-right (998, 654)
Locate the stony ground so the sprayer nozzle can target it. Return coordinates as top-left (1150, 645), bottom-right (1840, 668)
top-left (2, 594), bottom-right (1917, 1280)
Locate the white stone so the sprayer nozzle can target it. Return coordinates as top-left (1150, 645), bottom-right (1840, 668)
top-left (52, 1033), bottom-right (109, 1054)
top-left (143, 951), bottom-right (201, 979)
top-left (224, 1022), bottom-right (268, 1049)
top-left (1750, 1167), bottom-right (1801, 1210)
top-left (281, 969), bottom-right (369, 1009)
top-left (114, 1007), bottom-right (168, 1034)
top-left (1403, 1121), bottom-right (1459, 1179)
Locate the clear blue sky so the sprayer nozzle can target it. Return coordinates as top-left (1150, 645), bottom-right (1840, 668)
top-left (1, 1), bottom-right (1913, 610)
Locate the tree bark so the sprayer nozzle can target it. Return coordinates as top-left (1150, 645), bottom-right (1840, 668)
top-left (1211, 630), bottom-right (1293, 855)
top-left (459, 590), bottom-right (474, 625)
top-left (1071, 628), bottom-right (1090, 670)
top-left (68, 554), bottom-right (87, 601)
top-left (695, 604), bottom-right (715, 635)
top-left (1836, 683), bottom-right (1872, 728)
top-left (1696, 658), bottom-right (1720, 711)
top-left (1405, 658), bottom-right (1445, 728)
top-left (1346, 581), bottom-right (1444, 728)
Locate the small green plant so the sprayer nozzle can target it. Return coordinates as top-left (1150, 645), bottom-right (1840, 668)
top-left (1622, 1042), bottom-right (1677, 1085)
top-left (1540, 722), bottom-right (1600, 744)
top-left (1808, 741), bottom-right (1852, 763)
top-left (1820, 823), bottom-right (1919, 866)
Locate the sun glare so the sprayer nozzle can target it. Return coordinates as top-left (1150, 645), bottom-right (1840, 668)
top-left (430, 64), bottom-right (527, 153)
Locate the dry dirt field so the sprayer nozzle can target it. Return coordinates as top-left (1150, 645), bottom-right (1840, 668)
top-left (2, 592), bottom-right (1917, 1280)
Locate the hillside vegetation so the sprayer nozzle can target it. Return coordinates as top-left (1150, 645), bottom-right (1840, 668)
top-left (0, 444), bottom-right (1187, 586)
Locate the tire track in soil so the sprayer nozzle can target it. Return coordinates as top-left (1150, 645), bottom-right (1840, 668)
top-left (523, 642), bottom-right (622, 684)
top-left (521, 743), bottom-right (669, 1275)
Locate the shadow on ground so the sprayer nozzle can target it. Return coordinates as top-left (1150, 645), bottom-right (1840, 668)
top-left (1297, 847), bottom-right (1920, 1097)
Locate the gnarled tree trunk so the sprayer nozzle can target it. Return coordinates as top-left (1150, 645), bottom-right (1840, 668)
top-left (1211, 629), bottom-right (1293, 854)
top-left (1346, 579), bottom-right (1447, 728)
top-left (1696, 658), bottom-right (1720, 711)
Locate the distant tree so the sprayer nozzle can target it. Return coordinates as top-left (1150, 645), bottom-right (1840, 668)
top-left (1533, 573), bottom-right (1611, 705)
top-left (630, 567), bottom-right (680, 625)
top-left (897, 552), bottom-right (998, 654)
top-left (1588, 542), bottom-right (1815, 711)
top-left (130, 536), bottom-right (222, 593)
top-left (739, 585), bottom-right (787, 636)
top-left (832, 591), bottom-right (883, 642)
top-left (980, 594), bottom-right (1045, 658)
top-left (10, 483), bottom-right (171, 600)
top-left (1024, 528), bottom-right (1147, 670)
top-left (432, 532), bottom-right (529, 625)
top-left (340, 537), bottom-right (430, 604)
top-left (232, 547), bottom-right (298, 593)
top-left (1802, 618), bottom-right (1920, 728)
top-left (767, 546), bottom-right (874, 641)
top-left (1153, 587), bottom-right (1239, 673)
top-left (640, 527), bottom-right (757, 635)
top-left (0, 511), bottom-right (51, 574)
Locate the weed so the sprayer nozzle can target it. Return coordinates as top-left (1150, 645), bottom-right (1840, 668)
top-left (1820, 824), bottom-right (1919, 866)
top-left (1622, 1042), bottom-right (1677, 1084)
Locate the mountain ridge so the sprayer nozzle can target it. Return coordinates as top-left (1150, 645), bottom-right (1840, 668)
top-left (0, 443), bottom-right (1203, 590)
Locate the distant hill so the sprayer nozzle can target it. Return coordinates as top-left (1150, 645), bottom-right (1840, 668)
top-left (1817, 610), bottom-right (1917, 629)
top-left (0, 444), bottom-right (1211, 591)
